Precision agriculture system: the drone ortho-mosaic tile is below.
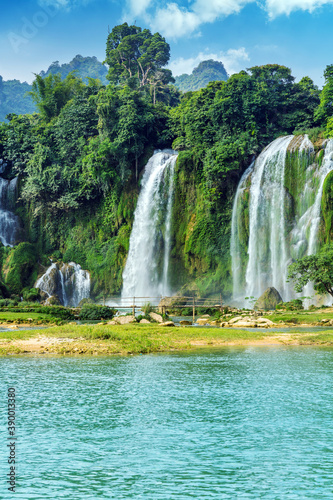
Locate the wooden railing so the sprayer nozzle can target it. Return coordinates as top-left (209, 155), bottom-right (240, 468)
top-left (105, 295), bottom-right (224, 322)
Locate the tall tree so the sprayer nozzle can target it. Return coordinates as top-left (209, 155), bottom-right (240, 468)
top-left (315, 64), bottom-right (333, 124)
top-left (28, 72), bottom-right (84, 121)
top-left (104, 23), bottom-right (172, 88)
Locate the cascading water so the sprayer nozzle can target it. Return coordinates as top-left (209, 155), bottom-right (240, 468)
top-left (36, 262), bottom-right (90, 307)
top-left (121, 150), bottom-right (177, 301)
top-left (231, 135), bottom-right (333, 306)
top-left (0, 174), bottom-right (20, 246)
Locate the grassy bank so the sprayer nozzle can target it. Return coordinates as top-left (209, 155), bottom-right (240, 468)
top-left (1, 323), bottom-right (333, 356)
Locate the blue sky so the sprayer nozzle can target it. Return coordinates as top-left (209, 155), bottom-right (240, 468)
top-left (0, 0), bottom-right (333, 87)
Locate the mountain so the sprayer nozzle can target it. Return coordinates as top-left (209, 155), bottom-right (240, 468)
top-left (40, 54), bottom-right (108, 84)
top-left (0, 55), bottom-right (108, 122)
top-left (0, 77), bottom-right (35, 122)
top-left (174, 60), bottom-right (228, 92)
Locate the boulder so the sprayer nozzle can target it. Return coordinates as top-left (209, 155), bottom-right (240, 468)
top-left (228, 316), bottom-right (243, 324)
top-left (180, 320), bottom-right (192, 325)
top-left (158, 295), bottom-right (188, 311)
top-left (256, 318), bottom-right (275, 326)
top-left (115, 315), bottom-right (136, 325)
top-left (197, 318), bottom-right (209, 325)
top-left (45, 295), bottom-right (61, 306)
top-left (254, 287), bottom-right (283, 310)
top-left (150, 312), bottom-right (163, 323)
top-left (232, 321), bottom-right (257, 328)
top-left (160, 321), bottom-right (175, 327)
top-left (140, 319), bottom-right (150, 324)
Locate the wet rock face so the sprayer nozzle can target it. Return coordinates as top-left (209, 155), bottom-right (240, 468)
top-left (254, 287), bottom-right (283, 310)
top-left (35, 262), bottom-right (90, 307)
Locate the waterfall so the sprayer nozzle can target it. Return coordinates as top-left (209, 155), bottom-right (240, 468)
top-left (0, 176), bottom-right (20, 246)
top-left (36, 262), bottom-right (91, 307)
top-left (121, 150), bottom-right (177, 301)
top-left (231, 135), bottom-right (333, 306)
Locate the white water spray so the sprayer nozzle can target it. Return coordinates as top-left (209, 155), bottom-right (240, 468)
top-left (121, 150), bottom-right (177, 300)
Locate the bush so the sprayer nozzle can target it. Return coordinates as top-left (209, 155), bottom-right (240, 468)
top-left (23, 288), bottom-right (40, 302)
top-left (79, 304), bottom-right (116, 321)
top-left (276, 299), bottom-right (303, 311)
top-left (181, 307), bottom-right (193, 316)
top-left (142, 302), bottom-right (153, 315)
top-left (4, 243), bottom-right (39, 294)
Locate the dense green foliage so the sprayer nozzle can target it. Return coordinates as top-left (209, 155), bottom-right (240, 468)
top-left (0, 77), bottom-right (35, 122)
top-left (174, 60), bottom-right (228, 92)
top-left (0, 23), bottom-right (332, 301)
top-left (288, 244), bottom-right (333, 297)
top-left (0, 55), bottom-right (108, 123)
top-left (79, 304), bottom-right (116, 320)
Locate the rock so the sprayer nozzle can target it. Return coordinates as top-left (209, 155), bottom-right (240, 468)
top-left (140, 319), bottom-right (150, 324)
top-left (39, 291), bottom-right (49, 302)
top-left (158, 295), bottom-right (188, 311)
top-left (116, 315), bottom-right (136, 325)
top-left (254, 287), bottom-right (283, 310)
top-left (321, 319), bottom-right (330, 323)
top-left (228, 316), bottom-right (243, 324)
top-left (209, 320), bottom-right (218, 326)
top-left (45, 295), bottom-right (62, 306)
top-left (197, 318), bottom-right (209, 325)
top-left (256, 318), bottom-right (275, 326)
top-left (180, 320), bottom-right (192, 325)
top-left (232, 321), bottom-right (257, 328)
top-left (107, 320), bottom-right (118, 325)
top-left (160, 321), bottom-right (175, 327)
top-left (150, 312), bottom-right (163, 323)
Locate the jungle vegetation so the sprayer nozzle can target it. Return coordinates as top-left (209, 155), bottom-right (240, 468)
top-left (0, 22), bottom-right (332, 300)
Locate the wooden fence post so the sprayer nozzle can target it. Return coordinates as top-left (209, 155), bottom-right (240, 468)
top-left (192, 296), bottom-right (195, 323)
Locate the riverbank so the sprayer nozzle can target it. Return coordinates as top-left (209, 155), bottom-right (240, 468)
top-left (2, 323), bottom-right (333, 355)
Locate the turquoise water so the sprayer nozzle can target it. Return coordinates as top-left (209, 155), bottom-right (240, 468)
top-left (1, 347), bottom-right (333, 499)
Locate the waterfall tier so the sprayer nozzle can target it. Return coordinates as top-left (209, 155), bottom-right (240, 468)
top-left (0, 176), bottom-right (20, 246)
top-left (121, 150), bottom-right (178, 301)
top-left (231, 135), bottom-right (333, 306)
top-left (36, 262), bottom-right (91, 307)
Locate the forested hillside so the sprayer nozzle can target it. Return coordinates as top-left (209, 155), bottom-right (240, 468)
top-left (174, 60), bottom-right (228, 92)
top-left (0, 22), bottom-right (332, 301)
top-left (0, 55), bottom-right (108, 122)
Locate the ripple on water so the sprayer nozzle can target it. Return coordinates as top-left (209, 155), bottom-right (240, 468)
top-left (1, 347), bottom-right (333, 499)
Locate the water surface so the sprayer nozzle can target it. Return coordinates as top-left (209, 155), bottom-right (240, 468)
top-left (1, 347), bottom-right (333, 499)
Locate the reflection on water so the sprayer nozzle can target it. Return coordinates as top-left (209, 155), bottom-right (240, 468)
top-left (1, 348), bottom-right (333, 499)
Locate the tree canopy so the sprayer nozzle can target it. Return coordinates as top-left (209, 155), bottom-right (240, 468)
top-left (288, 245), bottom-right (333, 297)
top-left (104, 23), bottom-right (172, 89)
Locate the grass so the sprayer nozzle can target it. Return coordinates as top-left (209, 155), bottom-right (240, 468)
top-left (268, 310), bottom-right (333, 324)
top-left (0, 311), bottom-right (62, 324)
top-left (2, 322), bottom-right (333, 356)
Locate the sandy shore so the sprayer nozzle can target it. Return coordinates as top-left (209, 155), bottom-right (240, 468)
top-left (0, 330), bottom-right (328, 356)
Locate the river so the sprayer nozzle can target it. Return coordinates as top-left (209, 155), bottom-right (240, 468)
top-left (1, 347), bottom-right (333, 498)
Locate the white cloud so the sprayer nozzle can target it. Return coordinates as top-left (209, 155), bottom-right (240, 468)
top-left (168, 47), bottom-right (250, 76)
top-left (123, 0), bottom-right (333, 38)
top-left (38, 0), bottom-right (93, 10)
top-left (150, 3), bottom-right (201, 38)
top-left (124, 0), bottom-right (154, 19)
top-left (265, 0), bottom-right (333, 18)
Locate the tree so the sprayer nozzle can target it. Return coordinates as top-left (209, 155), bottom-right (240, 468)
top-left (315, 64), bottom-right (333, 125)
top-left (104, 23), bottom-right (172, 88)
top-left (288, 244), bottom-right (333, 297)
top-left (28, 72), bottom-right (84, 121)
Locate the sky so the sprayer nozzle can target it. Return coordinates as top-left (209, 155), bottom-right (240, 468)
top-left (0, 0), bottom-right (333, 87)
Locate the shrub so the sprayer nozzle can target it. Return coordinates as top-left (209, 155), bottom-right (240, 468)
top-left (23, 288), bottom-right (40, 302)
top-left (79, 304), bottom-right (116, 321)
